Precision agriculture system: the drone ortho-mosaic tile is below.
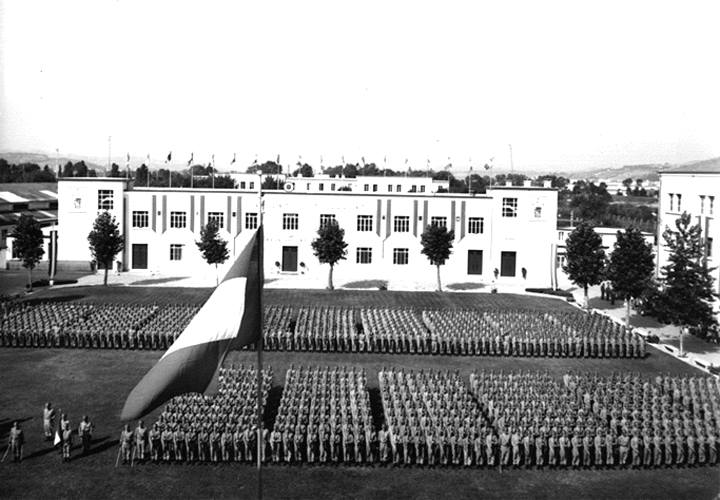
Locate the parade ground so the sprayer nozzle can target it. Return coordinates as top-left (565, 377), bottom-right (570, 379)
top-left (1, 284), bottom-right (719, 500)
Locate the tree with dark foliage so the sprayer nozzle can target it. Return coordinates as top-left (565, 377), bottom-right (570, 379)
top-left (420, 224), bottom-right (455, 291)
top-left (606, 226), bottom-right (655, 327)
top-left (656, 212), bottom-right (717, 355)
top-left (87, 211), bottom-right (124, 286)
top-left (10, 214), bottom-right (45, 291)
top-left (310, 219), bottom-right (348, 290)
top-left (563, 222), bottom-right (606, 308)
top-left (196, 219), bottom-right (229, 286)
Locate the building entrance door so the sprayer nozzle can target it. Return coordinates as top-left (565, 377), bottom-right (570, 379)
top-left (500, 251), bottom-right (516, 277)
top-left (282, 246), bottom-right (298, 272)
top-left (467, 250), bottom-right (483, 275)
top-left (132, 244), bottom-right (148, 270)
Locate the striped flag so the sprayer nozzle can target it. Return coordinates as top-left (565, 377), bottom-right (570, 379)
top-left (121, 227), bottom-right (264, 421)
top-left (231, 153), bottom-right (236, 165)
top-left (188, 152), bottom-right (194, 166)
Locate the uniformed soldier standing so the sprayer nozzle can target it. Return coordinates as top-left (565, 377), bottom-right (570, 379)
top-left (43, 403), bottom-right (56, 441)
top-left (78, 416), bottom-right (93, 455)
top-left (134, 421), bottom-right (147, 463)
top-left (120, 424), bottom-right (134, 465)
top-left (62, 422), bottom-right (74, 462)
top-left (8, 421), bottom-right (24, 462)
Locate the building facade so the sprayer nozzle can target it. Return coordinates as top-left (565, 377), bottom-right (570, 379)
top-left (656, 167), bottom-right (719, 296)
top-left (56, 178), bottom-right (558, 286)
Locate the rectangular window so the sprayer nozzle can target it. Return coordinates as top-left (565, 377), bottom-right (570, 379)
top-left (207, 212), bottom-right (224, 229)
top-left (707, 237), bottom-right (713, 257)
top-left (372, 184), bottom-right (378, 192)
top-left (420, 186), bottom-right (425, 192)
top-left (356, 247), bottom-right (372, 264)
top-left (319, 183), bottom-right (324, 191)
top-left (319, 214), bottom-right (336, 227)
top-left (388, 185), bottom-right (393, 192)
top-left (357, 215), bottom-right (373, 232)
top-left (240, 182), bottom-right (246, 189)
top-left (410, 185), bottom-right (417, 193)
top-left (394, 216), bottom-right (410, 233)
top-left (132, 211), bottom-right (149, 228)
top-left (170, 211), bottom-right (187, 229)
top-left (98, 190), bottom-right (114, 210)
top-left (249, 182), bottom-right (255, 190)
top-left (669, 193), bottom-right (675, 212)
top-left (502, 198), bottom-right (518, 218)
top-left (430, 216), bottom-right (447, 227)
top-left (245, 212), bottom-right (258, 230)
top-left (700, 195), bottom-right (706, 214)
top-left (170, 244), bottom-right (183, 261)
top-left (331, 184), bottom-right (336, 191)
top-left (534, 206), bottom-right (543, 218)
top-left (393, 248), bottom-right (409, 265)
top-left (468, 217), bottom-right (484, 234)
top-left (396, 185), bottom-right (401, 192)
top-left (710, 196), bottom-right (715, 215)
top-left (307, 183), bottom-right (311, 190)
top-left (283, 213), bottom-right (299, 230)
top-left (677, 193), bottom-right (682, 212)
top-left (364, 184), bottom-right (369, 192)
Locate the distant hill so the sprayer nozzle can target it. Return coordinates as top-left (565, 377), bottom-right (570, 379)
top-left (0, 152), bottom-right (105, 173)
top-left (560, 157), bottom-right (720, 182)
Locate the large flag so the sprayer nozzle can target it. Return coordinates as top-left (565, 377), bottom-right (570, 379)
top-left (121, 228), bottom-right (263, 421)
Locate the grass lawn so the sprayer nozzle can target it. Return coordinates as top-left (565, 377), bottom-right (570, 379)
top-left (1, 288), bottom-right (718, 500)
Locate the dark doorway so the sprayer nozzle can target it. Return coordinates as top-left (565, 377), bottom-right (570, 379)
top-left (500, 251), bottom-right (516, 277)
top-left (467, 250), bottom-right (483, 275)
top-left (282, 246), bottom-right (298, 272)
top-left (132, 244), bottom-right (148, 270)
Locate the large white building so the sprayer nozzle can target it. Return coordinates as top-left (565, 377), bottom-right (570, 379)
top-left (656, 164), bottom-right (719, 296)
top-left (56, 177), bottom-right (558, 286)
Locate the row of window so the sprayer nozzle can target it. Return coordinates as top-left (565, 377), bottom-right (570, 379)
top-left (668, 193), bottom-right (716, 215)
top-left (132, 211), bottom-right (486, 234)
top-left (133, 211), bottom-right (259, 230)
top-left (363, 184), bottom-right (426, 193)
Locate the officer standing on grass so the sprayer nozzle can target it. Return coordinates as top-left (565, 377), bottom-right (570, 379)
top-left (78, 415), bottom-right (93, 455)
top-left (43, 403), bottom-right (56, 441)
top-left (8, 421), bottom-right (24, 462)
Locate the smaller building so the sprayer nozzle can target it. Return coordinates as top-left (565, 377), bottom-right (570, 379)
top-left (555, 225), bottom-right (655, 270)
top-left (0, 183), bottom-right (59, 270)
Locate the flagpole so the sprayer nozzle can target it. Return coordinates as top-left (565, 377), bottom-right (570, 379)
top-left (256, 171), bottom-right (264, 500)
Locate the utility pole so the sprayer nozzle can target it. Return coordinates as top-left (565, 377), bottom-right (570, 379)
top-left (509, 144), bottom-right (514, 174)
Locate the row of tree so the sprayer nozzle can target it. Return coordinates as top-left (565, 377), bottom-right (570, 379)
top-left (563, 213), bottom-right (717, 351)
top-left (0, 159), bottom-right (59, 183)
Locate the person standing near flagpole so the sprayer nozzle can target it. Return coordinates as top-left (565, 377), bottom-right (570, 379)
top-left (43, 402), bottom-right (55, 441)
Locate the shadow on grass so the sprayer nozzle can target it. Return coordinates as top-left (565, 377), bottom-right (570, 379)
top-left (22, 294), bottom-right (89, 306)
top-left (132, 277), bottom-right (190, 286)
top-left (74, 436), bottom-right (115, 459)
top-left (446, 282), bottom-right (486, 291)
top-left (342, 280), bottom-right (388, 290)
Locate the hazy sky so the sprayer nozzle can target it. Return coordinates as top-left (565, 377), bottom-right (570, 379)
top-left (1, 1), bottom-right (719, 173)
